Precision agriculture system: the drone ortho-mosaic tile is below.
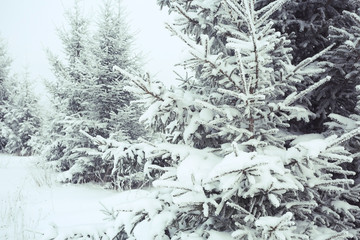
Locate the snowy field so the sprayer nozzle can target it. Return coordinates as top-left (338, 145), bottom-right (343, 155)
top-left (0, 154), bottom-right (146, 239)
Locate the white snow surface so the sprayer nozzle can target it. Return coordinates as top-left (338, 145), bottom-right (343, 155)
top-left (0, 154), bottom-right (141, 239)
top-left (0, 132), bottom-right (342, 239)
top-left (290, 134), bottom-right (327, 158)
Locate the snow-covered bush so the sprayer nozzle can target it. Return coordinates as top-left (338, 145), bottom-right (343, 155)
top-left (69, 132), bottom-right (151, 189)
top-left (42, 115), bottom-right (107, 183)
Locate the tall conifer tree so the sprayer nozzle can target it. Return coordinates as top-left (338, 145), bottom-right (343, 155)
top-left (0, 70), bottom-right (42, 156)
top-left (258, 0), bottom-right (360, 131)
top-left (158, 0), bottom-right (360, 132)
top-left (0, 36), bottom-right (12, 151)
top-left (44, 0), bottom-right (143, 183)
top-left (103, 0), bottom-right (360, 238)
top-left (89, 0), bottom-right (142, 139)
top-left (323, 10), bottom-right (360, 186)
top-left (0, 37), bottom-right (11, 103)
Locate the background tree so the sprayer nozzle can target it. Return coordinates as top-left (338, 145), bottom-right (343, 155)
top-left (0, 36), bottom-right (11, 103)
top-left (43, 0), bottom-right (98, 178)
top-left (43, 0), bottom-right (144, 184)
top-left (88, 0), bottom-right (143, 140)
top-left (255, 0), bottom-right (360, 192)
top-left (258, 0), bottom-right (360, 132)
top-left (323, 10), bottom-right (360, 186)
top-left (0, 36), bottom-right (12, 151)
top-left (0, 70), bottom-right (42, 156)
top-left (46, 0), bottom-right (92, 115)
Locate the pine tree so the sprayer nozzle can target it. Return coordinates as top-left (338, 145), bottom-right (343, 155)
top-left (158, 0), bottom-right (360, 133)
top-left (258, 0), bottom-right (360, 131)
top-left (256, 0), bottom-right (360, 64)
top-left (44, 0), bottom-right (144, 184)
top-left (0, 37), bottom-right (11, 103)
top-left (139, 0), bottom-right (332, 151)
top-left (89, 0), bottom-right (143, 138)
top-left (43, 0), bottom-right (99, 179)
top-left (324, 10), bottom-right (360, 186)
top-left (318, 8), bottom-right (360, 121)
top-left (0, 70), bottom-right (42, 156)
top-left (46, 0), bottom-right (93, 115)
top-left (0, 36), bottom-right (12, 151)
top-left (103, 0), bottom-right (360, 238)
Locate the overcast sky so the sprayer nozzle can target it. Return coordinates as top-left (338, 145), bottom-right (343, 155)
top-left (0, 0), bottom-right (185, 97)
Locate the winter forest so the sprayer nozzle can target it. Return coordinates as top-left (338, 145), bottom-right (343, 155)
top-left (1, 0), bottom-right (360, 239)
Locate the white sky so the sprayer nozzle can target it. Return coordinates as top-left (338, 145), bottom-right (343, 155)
top-left (0, 0), bottom-right (185, 98)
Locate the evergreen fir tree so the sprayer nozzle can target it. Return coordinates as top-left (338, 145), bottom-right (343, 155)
top-left (324, 10), bottom-right (360, 186)
top-left (318, 8), bottom-right (360, 121)
top-left (0, 70), bottom-right (42, 156)
top-left (258, 0), bottom-right (360, 131)
top-left (88, 0), bottom-right (143, 139)
top-left (257, 0), bottom-right (360, 64)
top-left (103, 0), bottom-right (360, 238)
top-left (158, 0), bottom-right (360, 133)
top-left (46, 0), bottom-right (93, 115)
top-left (44, 0), bottom-right (99, 179)
top-left (0, 36), bottom-right (11, 103)
top-left (0, 36), bottom-right (12, 151)
top-left (44, 0), bottom-right (144, 184)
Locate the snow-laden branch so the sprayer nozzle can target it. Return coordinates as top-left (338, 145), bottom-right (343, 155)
top-left (255, 0), bottom-right (288, 28)
top-left (328, 127), bottom-right (360, 148)
top-left (285, 43), bottom-right (335, 81)
top-left (113, 66), bottom-right (164, 102)
top-left (283, 76), bottom-right (331, 106)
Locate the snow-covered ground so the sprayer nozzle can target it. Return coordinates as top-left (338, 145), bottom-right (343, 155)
top-left (0, 154), bottom-right (144, 239)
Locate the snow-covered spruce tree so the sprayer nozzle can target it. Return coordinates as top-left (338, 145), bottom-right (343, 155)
top-left (256, 0), bottom-right (360, 64)
top-left (43, 0), bottom-right (100, 181)
top-left (258, 0), bottom-right (360, 132)
top-left (70, 0), bottom-right (145, 185)
top-left (103, 0), bottom-right (360, 239)
top-left (89, 0), bottom-right (143, 139)
top-left (46, 0), bottom-right (93, 115)
top-left (158, 0), bottom-right (360, 133)
top-left (258, 0), bottom-right (360, 200)
top-left (0, 70), bottom-right (42, 156)
top-left (324, 10), bottom-right (360, 186)
top-left (0, 36), bottom-right (11, 103)
top-left (0, 36), bottom-right (12, 151)
top-left (44, 0), bottom-right (144, 184)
